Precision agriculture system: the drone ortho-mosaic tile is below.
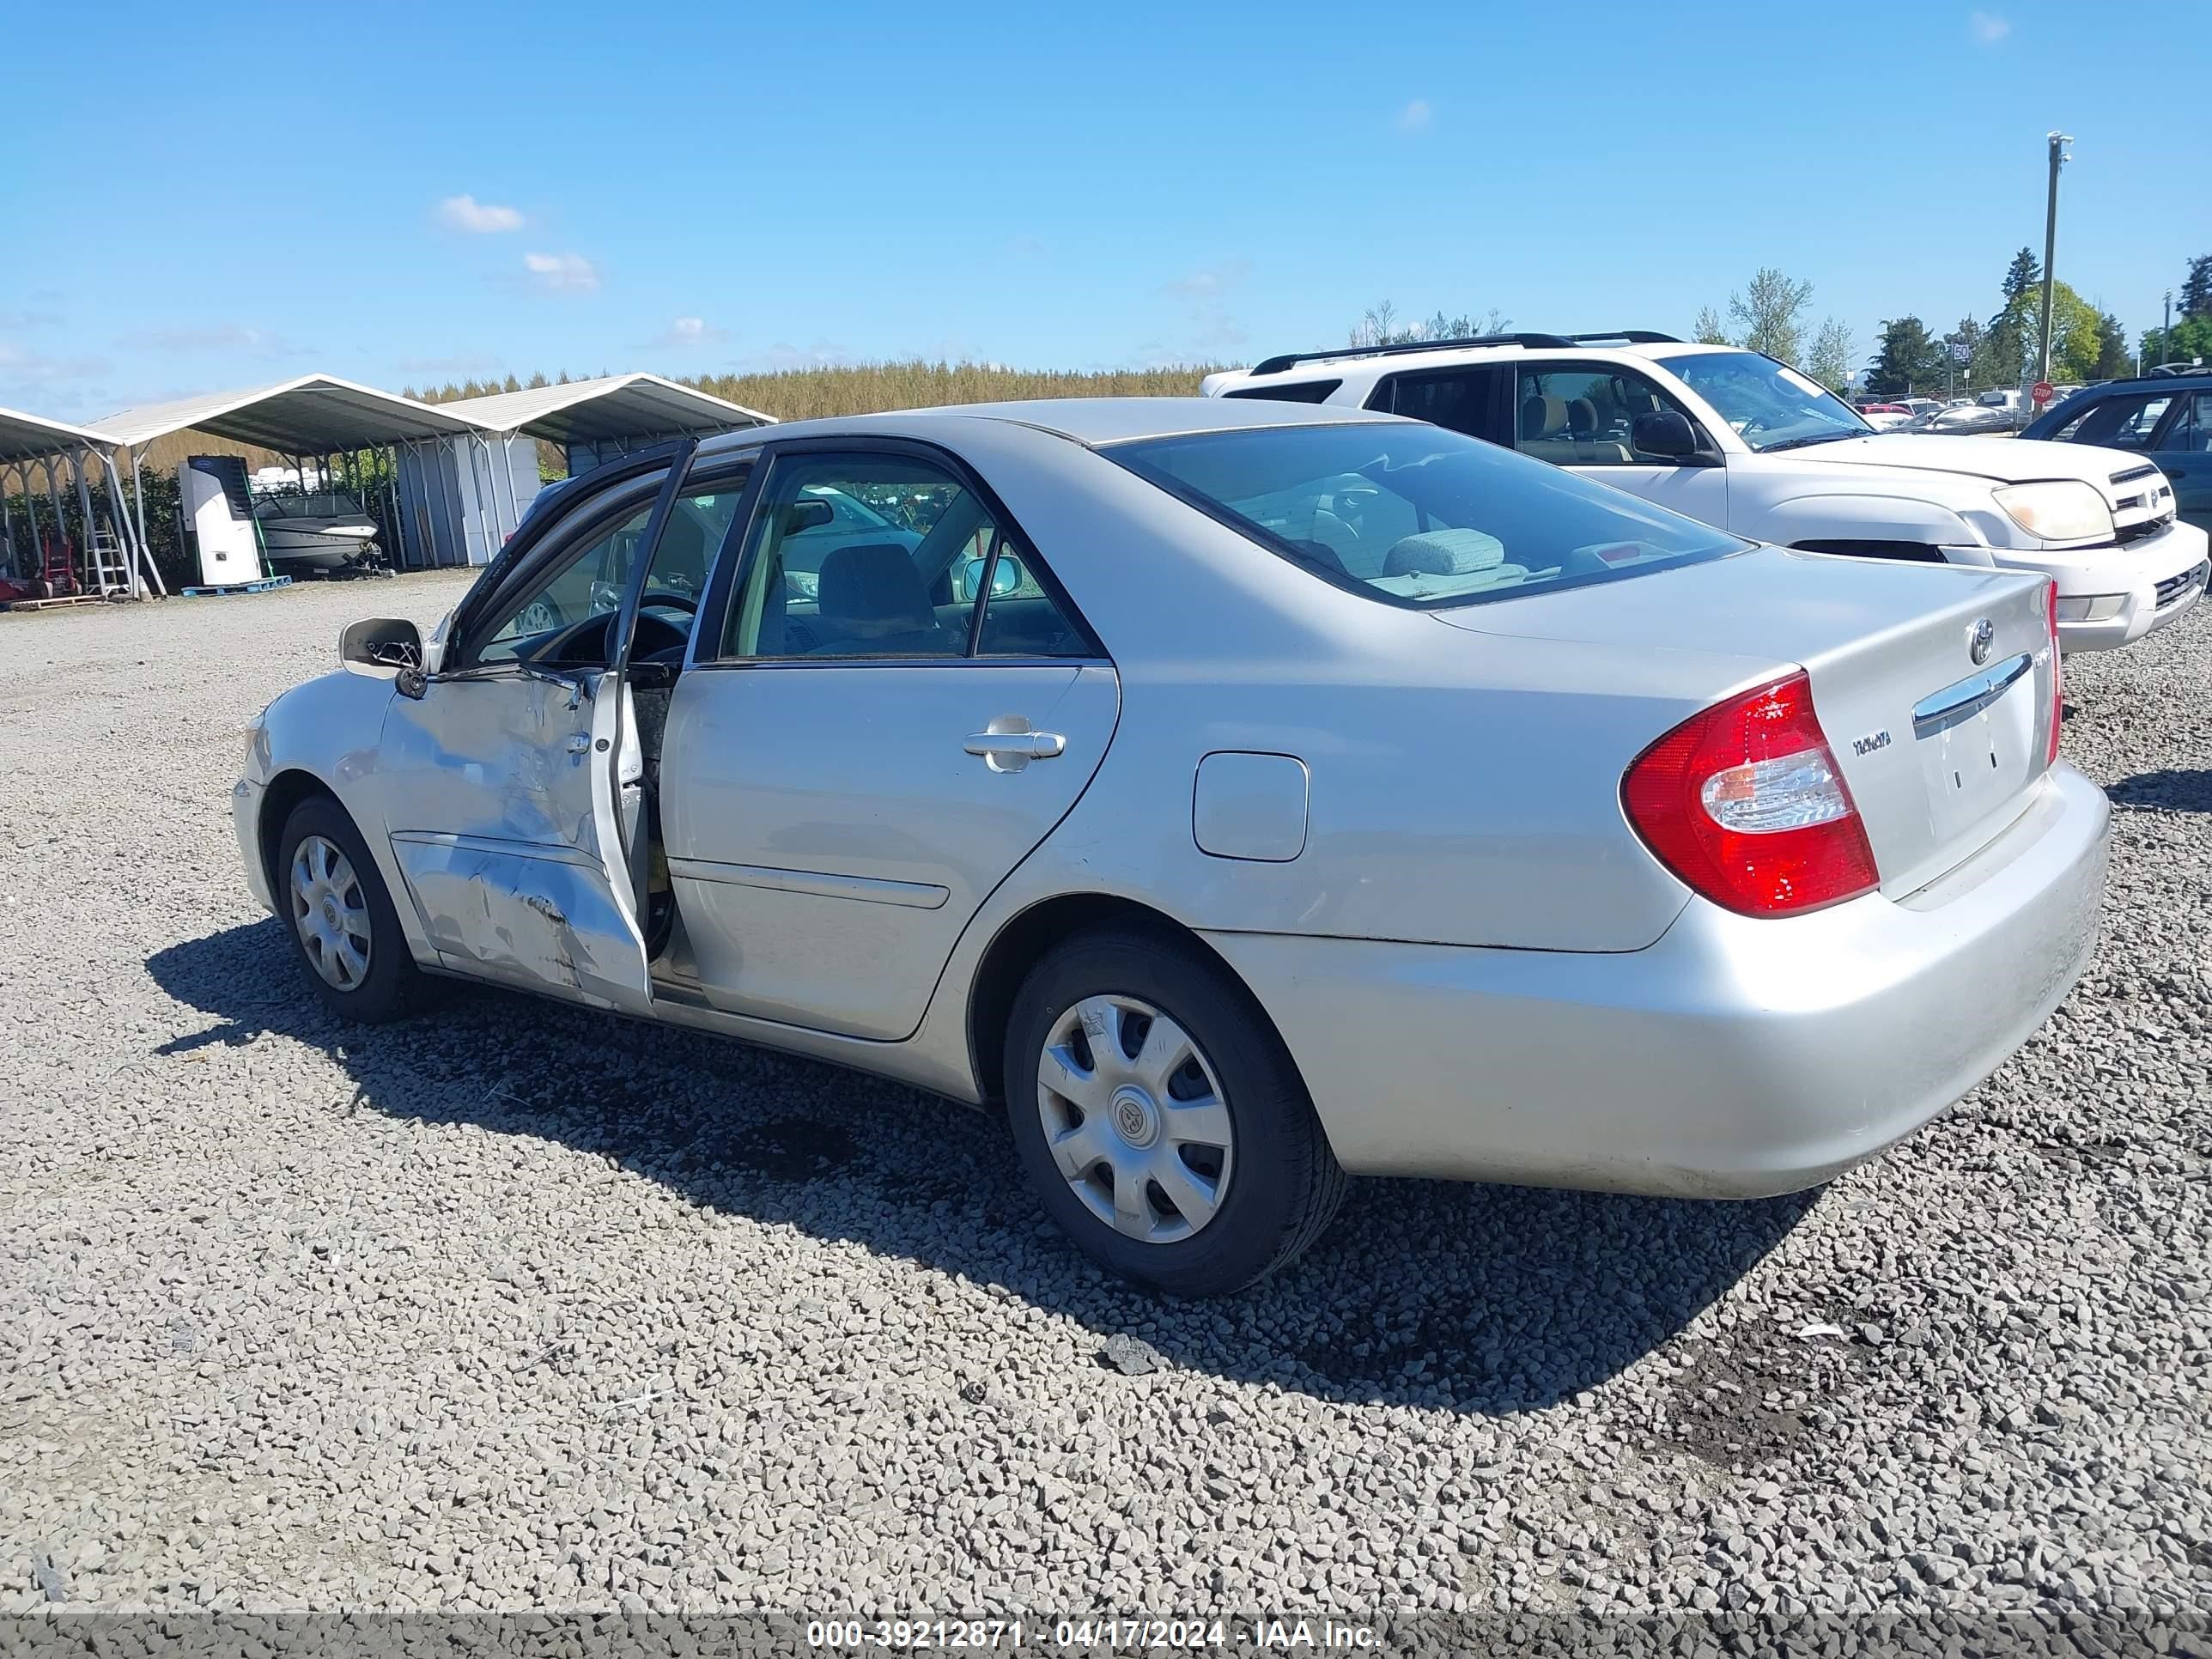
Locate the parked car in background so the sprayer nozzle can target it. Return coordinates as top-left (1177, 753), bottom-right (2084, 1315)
top-left (1859, 403), bottom-right (1913, 430)
top-left (237, 398), bottom-right (2109, 1295)
top-left (1205, 333), bottom-right (2209, 651)
top-left (2021, 374), bottom-right (2212, 532)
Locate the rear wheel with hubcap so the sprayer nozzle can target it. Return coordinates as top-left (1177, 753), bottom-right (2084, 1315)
top-left (1005, 927), bottom-right (1346, 1297)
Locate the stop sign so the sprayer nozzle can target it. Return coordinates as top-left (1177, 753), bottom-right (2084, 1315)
top-left (2032, 380), bottom-right (2055, 407)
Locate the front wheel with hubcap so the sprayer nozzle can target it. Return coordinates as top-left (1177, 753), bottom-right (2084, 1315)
top-left (275, 796), bottom-right (427, 1024)
top-left (1005, 927), bottom-right (1346, 1297)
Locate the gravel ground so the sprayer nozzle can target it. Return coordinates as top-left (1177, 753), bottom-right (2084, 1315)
top-left (2, 574), bottom-right (2207, 1643)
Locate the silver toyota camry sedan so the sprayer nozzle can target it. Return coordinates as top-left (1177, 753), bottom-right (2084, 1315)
top-left (234, 398), bottom-right (2109, 1295)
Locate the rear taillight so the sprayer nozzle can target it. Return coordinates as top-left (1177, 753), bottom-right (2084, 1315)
top-left (2044, 578), bottom-right (2063, 767)
top-left (1622, 671), bottom-right (1880, 918)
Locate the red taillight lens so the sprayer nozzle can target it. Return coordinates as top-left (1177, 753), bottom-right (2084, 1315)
top-left (1622, 671), bottom-right (1880, 917)
top-left (2044, 578), bottom-right (2063, 767)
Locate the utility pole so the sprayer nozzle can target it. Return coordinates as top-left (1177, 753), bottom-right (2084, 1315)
top-left (2162, 288), bottom-right (2173, 366)
top-left (2037, 131), bottom-right (2072, 387)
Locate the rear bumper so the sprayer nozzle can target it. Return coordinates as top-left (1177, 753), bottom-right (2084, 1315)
top-left (1965, 519), bottom-right (2209, 652)
top-left (1204, 764), bottom-right (2109, 1197)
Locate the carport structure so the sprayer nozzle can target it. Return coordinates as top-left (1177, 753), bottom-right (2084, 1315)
top-left (440, 373), bottom-right (773, 477)
top-left (0, 405), bottom-right (156, 598)
top-left (83, 374), bottom-right (490, 578)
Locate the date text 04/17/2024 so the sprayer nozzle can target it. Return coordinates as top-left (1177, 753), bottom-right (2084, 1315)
top-left (805, 1620), bottom-right (1382, 1650)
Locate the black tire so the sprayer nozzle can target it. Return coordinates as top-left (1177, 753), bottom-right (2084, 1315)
top-left (274, 796), bottom-right (428, 1024)
top-left (1004, 926), bottom-right (1347, 1297)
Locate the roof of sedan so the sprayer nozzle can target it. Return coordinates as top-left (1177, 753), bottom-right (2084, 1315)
top-left (696, 395), bottom-right (1396, 454)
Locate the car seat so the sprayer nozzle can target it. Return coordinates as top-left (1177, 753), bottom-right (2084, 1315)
top-left (812, 543), bottom-right (945, 655)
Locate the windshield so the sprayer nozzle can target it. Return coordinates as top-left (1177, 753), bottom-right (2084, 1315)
top-left (1655, 349), bottom-right (1870, 453)
top-left (1106, 422), bottom-right (1746, 609)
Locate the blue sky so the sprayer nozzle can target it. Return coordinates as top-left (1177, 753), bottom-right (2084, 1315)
top-left (3, 0), bottom-right (2206, 420)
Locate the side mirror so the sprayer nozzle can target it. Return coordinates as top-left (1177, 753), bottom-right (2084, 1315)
top-left (340, 617), bottom-right (422, 672)
top-left (954, 554), bottom-right (1027, 603)
top-left (1631, 410), bottom-right (1703, 460)
top-left (781, 499), bottom-right (835, 536)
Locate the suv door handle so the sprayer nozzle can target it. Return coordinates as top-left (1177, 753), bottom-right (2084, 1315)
top-left (964, 728), bottom-right (1066, 772)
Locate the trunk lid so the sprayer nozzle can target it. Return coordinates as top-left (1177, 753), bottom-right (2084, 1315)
top-left (1436, 547), bottom-right (2058, 898)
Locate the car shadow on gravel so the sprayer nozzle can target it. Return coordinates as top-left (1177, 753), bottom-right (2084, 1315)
top-left (148, 921), bottom-right (1818, 1418)
top-left (2107, 769), bottom-right (2212, 813)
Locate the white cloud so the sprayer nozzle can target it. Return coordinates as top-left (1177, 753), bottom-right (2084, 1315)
top-left (1970, 10), bottom-right (2010, 43)
top-left (1396, 98), bottom-right (1433, 133)
top-left (439, 193), bottom-right (524, 233)
top-left (119, 323), bottom-right (306, 358)
top-left (0, 338), bottom-right (108, 383)
top-left (647, 315), bottom-right (731, 349)
top-left (523, 252), bottom-right (599, 294)
top-left (1162, 259), bottom-right (1253, 301)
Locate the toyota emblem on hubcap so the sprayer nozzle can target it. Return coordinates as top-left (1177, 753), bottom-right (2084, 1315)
top-left (1967, 617), bottom-right (1995, 665)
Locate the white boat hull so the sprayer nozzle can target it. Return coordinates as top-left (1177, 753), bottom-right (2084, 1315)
top-left (257, 517), bottom-right (380, 571)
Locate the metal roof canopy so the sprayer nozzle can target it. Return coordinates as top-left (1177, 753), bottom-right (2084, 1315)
top-left (438, 373), bottom-right (773, 444)
top-left (84, 373), bottom-right (483, 452)
top-left (0, 404), bottom-right (112, 464)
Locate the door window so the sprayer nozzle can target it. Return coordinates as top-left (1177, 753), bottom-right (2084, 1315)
top-left (2158, 391), bottom-right (2212, 454)
top-left (720, 452), bottom-right (1089, 659)
top-left (464, 469), bottom-right (751, 668)
top-left (1515, 365), bottom-right (1701, 465)
top-left (471, 500), bottom-right (658, 665)
top-left (2051, 391), bottom-right (2172, 449)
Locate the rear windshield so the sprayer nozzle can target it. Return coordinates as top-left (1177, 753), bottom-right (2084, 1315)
top-left (1106, 422), bottom-right (1746, 608)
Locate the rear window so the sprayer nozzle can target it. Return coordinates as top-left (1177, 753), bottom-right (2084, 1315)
top-left (1104, 422), bottom-right (1746, 609)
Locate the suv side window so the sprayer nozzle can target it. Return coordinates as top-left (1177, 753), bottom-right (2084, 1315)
top-left (1365, 368), bottom-right (1510, 442)
top-left (1223, 380), bottom-right (1341, 404)
top-left (1516, 365), bottom-right (1705, 465)
top-left (2157, 390), bottom-right (2212, 454)
top-left (2053, 391), bottom-right (2172, 449)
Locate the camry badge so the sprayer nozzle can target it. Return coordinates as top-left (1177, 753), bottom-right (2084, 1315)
top-left (1967, 617), bottom-right (1995, 665)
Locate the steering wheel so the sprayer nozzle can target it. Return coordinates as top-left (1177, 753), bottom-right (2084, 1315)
top-left (638, 589), bottom-right (698, 616)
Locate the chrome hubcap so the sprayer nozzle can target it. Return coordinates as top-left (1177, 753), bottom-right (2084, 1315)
top-left (290, 835), bottom-right (372, 991)
top-left (1037, 995), bottom-right (1233, 1243)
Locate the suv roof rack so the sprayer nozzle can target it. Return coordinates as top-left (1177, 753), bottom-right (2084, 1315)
top-left (1248, 333), bottom-right (1575, 376)
top-left (1559, 331), bottom-right (1682, 344)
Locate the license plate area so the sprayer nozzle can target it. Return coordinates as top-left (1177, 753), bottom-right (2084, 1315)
top-left (1911, 652), bottom-right (2038, 840)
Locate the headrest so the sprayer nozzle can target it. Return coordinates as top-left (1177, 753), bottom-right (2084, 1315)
top-left (1520, 396), bottom-right (1569, 439)
top-left (1383, 528), bottom-right (1507, 577)
top-left (1567, 397), bottom-right (1599, 436)
top-left (817, 542), bottom-right (933, 634)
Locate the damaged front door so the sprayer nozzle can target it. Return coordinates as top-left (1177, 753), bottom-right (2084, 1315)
top-left (375, 447), bottom-right (696, 1011)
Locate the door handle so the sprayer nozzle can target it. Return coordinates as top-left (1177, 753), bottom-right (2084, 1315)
top-left (964, 726), bottom-right (1066, 773)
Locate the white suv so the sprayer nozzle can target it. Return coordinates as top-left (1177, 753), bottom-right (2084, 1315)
top-left (1203, 332), bottom-right (2209, 652)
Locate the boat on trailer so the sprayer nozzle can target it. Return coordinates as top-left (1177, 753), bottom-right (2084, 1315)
top-left (252, 489), bottom-right (383, 572)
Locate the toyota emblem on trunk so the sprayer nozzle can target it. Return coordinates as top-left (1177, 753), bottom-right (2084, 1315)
top-left (1967, 617), bottom-right (1995, 665)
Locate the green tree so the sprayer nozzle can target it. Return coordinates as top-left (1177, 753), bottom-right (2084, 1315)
top-left (1867, 316), bottom-right (1947, 398)
top-left (2002, 246), bottom-right (2042, 301)
top-left (2092, 311), bottom-right (2132, 380)
top-left (2000, 280), bottom-right (2103, 384)
top-left (1692, 306), bottom-right (1729, 345)
top-left (1727, 268), bottom-right (1814, 365)
top-left (2181, 254), bottom-right (2212, 319)
top-left (1805, 317), bottom-right (1855, 392)
top-left (1348, 301), bottom-right (1508, 347)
